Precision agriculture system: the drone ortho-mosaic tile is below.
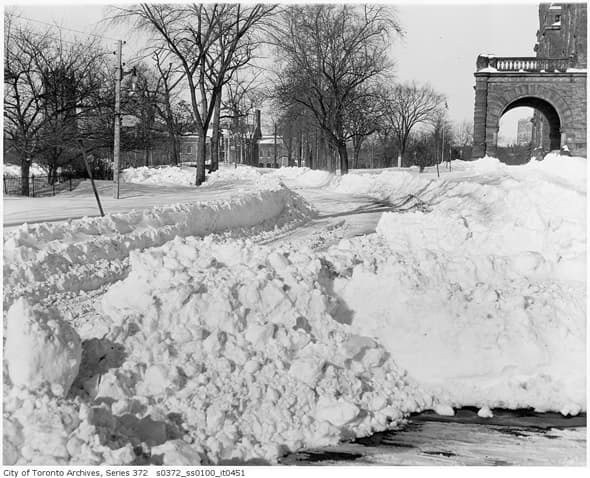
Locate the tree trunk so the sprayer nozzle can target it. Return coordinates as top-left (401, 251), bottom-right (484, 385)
top-left (209, 94), bottom-right (221, 173)
top-left (48, 164), bottom-right (57, 185)
top-left (314, 129), bottom-right (318, 170)
top-left (170, 134), bottom-right (179, 165)
top-left (195, 132), bottom-right (206, 186)
top-left (287, 137), bottom-right (293, 167)
top-left (400, 140), bottom-right (407, 168)
top-left (352, 136), bottom-right (362, 169)
top-left (319, 131), bottom-right (327, 170)
top-left (298, 131), bottom-right (303, 167)
top-left (21, 160), bottom-right (30, 196)
top-left (337, 141), bottom-right (349, 175)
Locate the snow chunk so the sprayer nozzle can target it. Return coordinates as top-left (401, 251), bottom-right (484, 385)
top-left (315, 397), bottom-right (360, 427)
top-left (4, 299), bottom-right (82, 396)
top-left (478, 406), bottom-right (494, 418)
top-left (434, 404), bottom-right (455, 416)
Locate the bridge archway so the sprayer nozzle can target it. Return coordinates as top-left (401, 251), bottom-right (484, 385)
top-left (472, 57), bottom-right (586, 158)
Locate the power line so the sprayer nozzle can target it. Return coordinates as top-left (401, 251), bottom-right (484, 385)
top-left (7, 12), bottom-right (121, 42)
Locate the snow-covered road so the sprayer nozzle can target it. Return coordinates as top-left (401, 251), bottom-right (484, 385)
top-left (3, 159), bottom-right (586, 466)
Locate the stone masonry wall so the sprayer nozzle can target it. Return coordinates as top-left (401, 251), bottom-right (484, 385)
top-left (473, 71), bottom-right (587, 157)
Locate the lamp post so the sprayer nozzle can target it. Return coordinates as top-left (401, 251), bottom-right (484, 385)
top-left (113, 40), bottom-right (137, 199)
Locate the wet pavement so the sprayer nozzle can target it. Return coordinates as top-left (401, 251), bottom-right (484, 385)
top-left (281, 408), bottom-right (586, 466)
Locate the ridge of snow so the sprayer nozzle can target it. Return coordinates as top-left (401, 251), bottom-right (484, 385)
top-left (3, 182), bottom-right (314, 307)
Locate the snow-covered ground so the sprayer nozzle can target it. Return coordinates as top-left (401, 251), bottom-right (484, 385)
top-left (2, 157), bottom-right (586, 465)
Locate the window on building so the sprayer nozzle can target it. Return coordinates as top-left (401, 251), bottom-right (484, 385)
top-left (187, 146), bottom-right (193, 154)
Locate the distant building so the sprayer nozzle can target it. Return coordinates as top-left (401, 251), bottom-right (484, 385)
top-left (257, 135), bottom-right (288, 167)
top-left (517, 117), bottom-right (533, 145)
top-left (123, 109), bottom-right (293, 168)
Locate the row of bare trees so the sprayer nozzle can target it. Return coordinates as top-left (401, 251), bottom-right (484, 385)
top-left (3, 12), bottom-right (200, 194)
top-left (4, 15), bottom-right (112, 195)
top-left (270, 4), bottom-right (461, 173)
top-left (5, 3), bottom-right (474, 196)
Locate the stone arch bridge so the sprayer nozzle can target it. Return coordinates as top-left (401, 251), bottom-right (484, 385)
top-left (473, 55), bottom-right (587, 158)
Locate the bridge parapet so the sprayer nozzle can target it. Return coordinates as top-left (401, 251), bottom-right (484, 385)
top-left (476, 55), bottom-right (577, 73)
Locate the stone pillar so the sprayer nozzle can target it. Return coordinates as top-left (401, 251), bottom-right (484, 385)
top-left (472, 73), bottom-right (490, 158)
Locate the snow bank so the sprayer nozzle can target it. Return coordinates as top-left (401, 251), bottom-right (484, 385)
top-left (121, 165), bottom-right (195, 186)
top-left (121, 165), bottom-right (264, 187)
top-left (329, 155), bottom-right (586, 414)
top-left (206, 166), bottom-right (265, 186)
top-left (3, 177), bottom-right (314, 306)
top-left (3, 163), bottom-right (48, 177)
top-left (271, 167), bottom-right (333, 189)
top-left (4, 237), bottom-right (430, 465)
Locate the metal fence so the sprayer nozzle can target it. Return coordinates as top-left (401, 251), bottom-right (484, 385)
top-left (3, 171), bottom-right (112, 197)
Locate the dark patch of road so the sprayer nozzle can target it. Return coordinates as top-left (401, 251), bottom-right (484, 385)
top-left (411, 407), bottom-right (586, 429)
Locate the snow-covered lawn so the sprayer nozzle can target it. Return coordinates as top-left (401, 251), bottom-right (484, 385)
top-left (2, 156), bottom-right (586, 465)
top-left (3, 162), bottom-right (48, 177)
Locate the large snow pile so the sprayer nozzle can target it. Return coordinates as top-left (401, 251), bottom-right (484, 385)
top-left (330, 156), bottom-right (586, 414)
top-left (3, 237), bottom-right (431, 465)
top-left (3, 175), bottom-right (314, 307)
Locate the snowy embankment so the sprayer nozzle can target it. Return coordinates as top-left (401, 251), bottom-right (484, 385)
top-left (3, 156), bottom-right (586, 465)
top-left (3, 170), bottom-right (314, 307)
top-left (332, 156), bottom-right (586, 415)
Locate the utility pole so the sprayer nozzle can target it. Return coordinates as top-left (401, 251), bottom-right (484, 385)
top-left (113, 40), bottom-right (122, 199)
top-left (273, 122), bottom-right (278, 168)
top-left (113, 40), bottom-right (136, 199)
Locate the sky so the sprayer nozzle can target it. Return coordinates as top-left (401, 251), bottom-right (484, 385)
top-left (9, 1), bottom-right (545, 141)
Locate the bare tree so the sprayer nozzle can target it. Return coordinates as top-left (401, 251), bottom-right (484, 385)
top-left (151, 50), bottom-right (187, 165)
top-left (221, 73), bottom-right (265, 166)
top-left (382, 82), bottom-right (446, 167)
top-left (455, 119), bottom-right (474, 148)
top-left (346, 86), bottom-right (385, 169)
top-left (111, 3), bottom-right (276, 185)
top-left (272, 4), bottom-right (401, 174)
